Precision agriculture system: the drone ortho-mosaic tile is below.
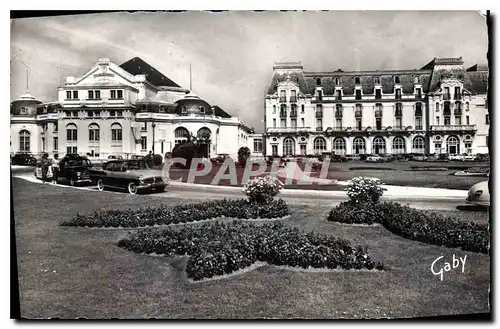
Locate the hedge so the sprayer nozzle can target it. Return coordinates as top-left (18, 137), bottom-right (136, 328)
top-left (117, 221), bottom-right (386, 281)
top-left (327, 201), bottom-right (489, 254)
top-left (59, 199), bottom-right (290, 228)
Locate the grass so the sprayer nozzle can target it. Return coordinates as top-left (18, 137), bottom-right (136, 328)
top-left (12, 177), bottom-right (490, 319)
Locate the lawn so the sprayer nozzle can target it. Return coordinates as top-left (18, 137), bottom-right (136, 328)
top-left (12, 177), bottom-right (489, 319)
top-left (166, 160), bottom-right (487, 190)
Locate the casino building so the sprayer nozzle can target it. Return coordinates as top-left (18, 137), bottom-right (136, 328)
top-left (263, 57), bottom-right (489, 157)
top-left (10, 57), bottom-right (253, 160)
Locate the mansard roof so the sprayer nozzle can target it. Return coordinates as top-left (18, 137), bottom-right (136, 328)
top-left (120, 57), bottom-right (181, 88)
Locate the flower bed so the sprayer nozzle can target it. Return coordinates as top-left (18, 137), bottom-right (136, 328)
top-left (327, 201), bottom-right (489, 254)
top-left (117, 221), bottom-right (386, 281)
top-left (60, 199), bottom-right (290, 228)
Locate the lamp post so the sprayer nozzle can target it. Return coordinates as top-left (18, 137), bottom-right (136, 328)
top-left (152, 120), bottom-right (156, 154)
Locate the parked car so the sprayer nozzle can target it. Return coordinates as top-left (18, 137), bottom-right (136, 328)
top-left (365, 155), bottom-right (385, 163)
top-left (449, 153), bottom-right (474, 162)
top-left (412, 154), bottom-right (428, 162)
top-left (210, 153), bottom-right (231, 164)
top-left (89, 159), bottom-right (168, 195)
top-left (58, 154), bottom-right (93, 186)
top-left (11, 152), bottom-right (37, 166)
top-left (130, 155), bottom-right (144, 160)
top-left (108, 155), bottom-right (123, 160)
top-left (330, 154), bottom-right (348, 162)
top-left (466, 181), bottom-right (490, 207)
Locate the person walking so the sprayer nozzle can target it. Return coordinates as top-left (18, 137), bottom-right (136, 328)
top-left (51, 154), bottom-right (60, 184)
top-left (40, 153), bottom-right (51, 183)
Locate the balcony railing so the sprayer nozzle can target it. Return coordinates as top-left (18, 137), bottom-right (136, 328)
top-left (443, 94), bottom-right (451, 100)
top-left (430, 124), bottom-right (477, 132)
top-left (267, 127), bottom-right (311, 133)
top-left (290, 111), bottom-right (297, 118)
top-left (280, 111), bottom-right (287, 118)
top-left (315, 111), bottom-right (323, 118)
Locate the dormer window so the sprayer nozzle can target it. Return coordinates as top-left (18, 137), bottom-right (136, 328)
top-left (374, 77), bottom-right (381, 84)
top-left (88, 90), bottom-right (94, 99)
top-left (20, 107), bottom-right (28, 115)
top-left (200, 106), bottom-right (205, 113)
top-left (335, 77), bottom-right (341, 85)
top-left (182, 106), bottom-right (187, 113)
top-left (354, 76), bottom-right (361, 85)
top-left (66, 91), bottom-right (71, 99)
top-left (394, 76), bottom-right (401, 84)
top-left (316, 78), bottom-right (321, 86)
top-left (414, 76), bottom-right (420, 84)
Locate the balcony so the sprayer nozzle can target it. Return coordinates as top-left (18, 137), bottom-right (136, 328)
top-left (315, 111), bottom-right (323, 118)
top-left (290, 110), bottom-right (297, 118)
top-left (267, 127), bottom-right (311, 134)
top-left (443, 94), bottom-right (451, 100)
top-left (430, 124), bottom-right (477, 132)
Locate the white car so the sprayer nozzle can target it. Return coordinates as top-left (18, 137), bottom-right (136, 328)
top-left (365, 155), bottom-right (384, 163)
top-left (450, 153), bottom-right (476, 162)
top-left (466, 181), bottom-right (490, 207)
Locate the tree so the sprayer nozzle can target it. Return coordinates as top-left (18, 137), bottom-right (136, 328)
top-left (237, 146), bottom-right (251, 167)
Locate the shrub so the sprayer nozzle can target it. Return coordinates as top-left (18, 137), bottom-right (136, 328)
top-left (345, 177), bottom-right (385, 204)
top-left (237, 146), bottom-right (251, 167)
top-left (327, 201), bottom-right (489, 254)
top-left (117, 221), bottom-right (386, 281)
top-left (242, 176), bottom-right (284, 204)
top-left (60, 198), bottom-right (290, 228)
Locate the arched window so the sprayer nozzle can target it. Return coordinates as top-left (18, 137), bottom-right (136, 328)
top-left (313, 137), bottom-right (327, 153)
top-left (352, 137), bottom-right (365, 155)
top-left (372, 136), bottom-right (386, 154)
top-left (392, 136), bottom-right (406, 154)
top-left (111, 123), bottom-right (122, 143)
top-left (197, 127), bottom-right (211, 142)
top-left (283, 137), bottom-right (295, 156)
top-left (174, 127), bottom-right (190, 145)
top-left (446, 135), bottom-right (460, 155)
top-left (19, 130), bottom-right (30, 152)
top-left (412, 136), bottom-right (425, 154)
top-left (88, 123), bottom-right (100, 142)
top-left (66, 123), bottom-right (78, 142)
top-left (354, 76), bottom-right (361, 84)
top-left (332, 137), bottom-right (346, 155)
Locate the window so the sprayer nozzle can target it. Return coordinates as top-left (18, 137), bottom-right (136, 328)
top-left (465, 116), bottom-right (470, 125)
top-left (111, 90), bottom-right (116, 99)
top-left (95, 90), bottom-right (100, 99)
top-left (53, 122), bottom-right (58, 132)
top-left (315, 104), bottom-right (323, 117)
top-left (66, 124), bottom-right (78, 141)
top-left (372, 136), bottom-right (386, 154)
top-left (394, 76), bottom-right (400, 84)
top-left (66, 91), bottom-right (72, 99)
top-left (436, 102), bottom-right (440, 112)
top-left (72, 91), bottom-right (78, 99)
top-left (313, 137), bottom-right (327, 153)
top-left (111, 123), bottom-right (123, 143)
top-left (291, 119), bottom-right (297, 128)
top-left (354, 76), bottom-right (361, 85)
top-left (280, 90), bottom-right (286, 102)
top-left (280, 119), bottom-right (286, 128)
top-left (352, 137), bottom-right (365, 154)
top-left (316, 78), bottom-right (321, 86)
top-left (66, 146), bottom-right (77, 154)
top-left (376, 118), bottom-right (382, 131)
top-left (455, 116), bottom-right (462, 125)
top-left (20, 107), bottom-right (28, 115)
top-left (392, 137), bottom-right (406, 154)
top-left (454, 101), bottom-right (462, 114)
top-left (355, 104), bottom-right (362, 118)
top-left (200, 106), bottom-right (205, 113)
top-left (335, 78), bottom-right (341, 85)
top-left (317, 89), bottom-right (323, 101)
top-left (253, 139), bottom-right (263, 152)
top-left (446, 136), bottom-right (460, 155)
top-left (88, 90), bottom-right (94, 99)
top-left (335, 104), bottom-right (343, 118)
top-left (444, 87), bottom-right (450, 99)
top-left (486, 114), bottom-right (490, 124)
top-left (415, 117), bottom-right (423, 130)
top-left (356, 118), bottom-right (362, 131)
top-left (19, 130), bottom-right (30, 152)
top-left (53, 137), bottom-right (58, 151)
top-left (332, 137), bottom-right (346, 155)
top-left (412, 136), bottom-right (425, 154)
top-left (301, 105), bottom-right (305, 113)
top-left (336, 118), bottom-right (342, 129)
top-left (290, 90), bottom-right (297, 102)
top-left (273, 119), bottom-right (276, 128)
top-left (95, 111), bottom-right (101, 117)
top-left (301, 118), bottom-right (305, 127)
top-left (283, 137), bottom-right (295, 156)
top-left (336, 90), bottom-right (342, 100)
top-left (465, 102), bottom-right (469, 111)
top-left (272, 105), bottom-right (276, 114)
top-left (174, 127), bottom-right (190, 144)
top-left (443, 102), bottom-right (451, 115)
top-left (316, 118), bottom-right (323, 131)
top-left (117, 111), bottom-right (123, 117)
top-left (395, 118), bottom-right (402, 129)
top-left (374, 77), bottom-right (380, 84)
top-left (395, 103), bottom-right (402, 117)
top-left (109, 110), bottom-right (116, 117)
top-left (272, 145), bottom-right (278, 156)
top-left (375, 89), bottom-right (382, 99)
top-left (416, 88), bottom-right (422, 99)
top-left (117, 90), bottom-right (123, 99)
top-left (181, 106), bottom-right (187, 114)
top-left (454, 86), bottom-right (461, 99)
top-left (436, 116), bottom-right (440, 125)
top-left (88, 123), bottom-right (100, 142)
top-left (87, 111), bottom-right (93, 117)
top-left (375, 103), bottom-right (383, 118)
top-left (141, 136), bottom-right (148, 151)
top-left (395, 88), bottom-right (402, 99)
top-left (415, 103), bottom-right (423, 117)
top-left (414, 76), bottom-right (420, 84)
top-left (355, 89), bottom-right (362, 100)
top-left (72, 111), bottom-right (78, 117)
top-left (444, 116), bottom-right (450, 125)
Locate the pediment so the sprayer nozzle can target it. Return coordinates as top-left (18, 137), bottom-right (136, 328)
top-left (69, 59), bottom-right (138, 89)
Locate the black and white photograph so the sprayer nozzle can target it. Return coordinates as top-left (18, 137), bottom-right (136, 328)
top-left (10, 10), bottom-right (491, 320)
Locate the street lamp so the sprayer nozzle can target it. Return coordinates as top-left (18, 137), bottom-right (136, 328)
top-left (152, 120), bottom-right (156, 154)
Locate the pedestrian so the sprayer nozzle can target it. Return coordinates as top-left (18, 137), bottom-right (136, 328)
top-left (51, 154), bottom-right (60, 184)
top-left (40, 153), bottom-right (51, 183)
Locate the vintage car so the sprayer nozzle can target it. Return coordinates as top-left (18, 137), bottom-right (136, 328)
top-left (11, 152), bottom-right (37, 166)
top-left (89, 159), bottom-right (168, 194)
top-left (108, 155), bottom-right (124, 160)
top-left (365, 155), bottom-right (385, 163)
top-left (466, 181), bottom-right (490, 207)
top-left (449, 153), bottom-right (476, 162)
top-left (58, 154), bottom-right (93, 186)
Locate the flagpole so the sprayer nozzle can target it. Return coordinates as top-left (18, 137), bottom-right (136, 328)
top-left (189, 62), bottom-right (192, 91)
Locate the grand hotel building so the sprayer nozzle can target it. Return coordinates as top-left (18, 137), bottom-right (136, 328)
top-left (263, 57), bottom-right (489, 157)
top-left (10, 57), bottom-right (254, 160)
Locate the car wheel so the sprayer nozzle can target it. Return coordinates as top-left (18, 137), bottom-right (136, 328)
top-left (69, 177), bottom-right (76, 186)
top-left (128, 182), bottom-right (138, 195)
top-left (97, 179), bottom-right (105, 191)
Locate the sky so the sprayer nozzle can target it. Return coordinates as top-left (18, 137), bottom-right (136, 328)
top-left (10, 11), bottom-right (488, 131)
